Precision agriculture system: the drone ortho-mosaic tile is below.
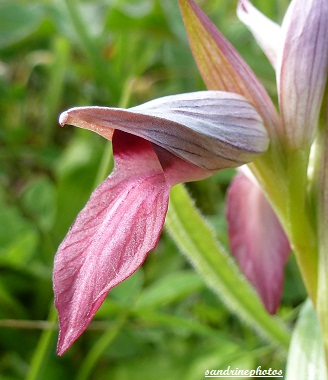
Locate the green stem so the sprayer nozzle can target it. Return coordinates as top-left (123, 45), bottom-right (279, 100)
top-left (286, 149), bottom-right (318, 304)
top-left (76, 311), bottom-right (129, 380)
top-left (26, 303), bottom-right (57, 380)
top-left (63, 0), bottom-right (120, 100)
top-left (166, 184), bottom-right (290, 349)
top-left (250, 155), bottom-right (288, 224)
top-left (314, 126), bottom-right (328, 365)
top-left (43, 37), bottom-right (70, 144)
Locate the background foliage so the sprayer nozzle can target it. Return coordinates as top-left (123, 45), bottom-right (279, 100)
top-left (0, 0), bottom-right (305, 379)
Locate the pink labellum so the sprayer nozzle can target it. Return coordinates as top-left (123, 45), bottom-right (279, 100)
top-left (54, 131), bottom-right (171, 355)
top-left (226, 173), bottom-right (290, 314)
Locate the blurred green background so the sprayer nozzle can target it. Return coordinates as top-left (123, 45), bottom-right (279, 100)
top-left (0, 0), bottom-right (305, 379)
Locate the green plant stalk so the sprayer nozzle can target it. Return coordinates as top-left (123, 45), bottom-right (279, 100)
top-left (286, 148), bottom-right (318, 304)
top-left (26, 303), bottom-right (57, 380)
top-left (318, 244), bottom-right (328, 366)
top-left (250, 156), bottom-right (288, 227)
top-left (166, 184), bottom-right (290, 349)
top-left (44, 37), bottom-right (70, 144)
top-left (314, 125), bottom-right (328, 364)
top-left (133, 309), bottom-right (227, 338)
top-left (63, 0), bottom-right (120, 100)
top-left (76, 311), bottom-right (129, 380)
top-left (4, 183), bottom-right (56, 263)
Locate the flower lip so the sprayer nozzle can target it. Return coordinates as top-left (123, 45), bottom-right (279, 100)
top-left (54, 131), bottom-right (171, 355)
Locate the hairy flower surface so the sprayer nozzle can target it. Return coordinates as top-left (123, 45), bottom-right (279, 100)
top-left (54, 91), bottom-right (268, 354)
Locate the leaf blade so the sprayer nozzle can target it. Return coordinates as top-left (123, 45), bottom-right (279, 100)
top-left (166, 183), bottom-right (290, 348)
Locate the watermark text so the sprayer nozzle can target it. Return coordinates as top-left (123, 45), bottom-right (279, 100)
top-left (205, 365), bottom-right (283, 378)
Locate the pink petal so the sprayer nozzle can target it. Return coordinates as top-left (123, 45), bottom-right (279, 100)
top-left (237, 0), bottom-right (281, 68)
top-left (277, 0), bottom-right (328, 148)
top-left (226, 173), bottom-right (290, 314)
top-left (53, 131), bottom-right (170, 355)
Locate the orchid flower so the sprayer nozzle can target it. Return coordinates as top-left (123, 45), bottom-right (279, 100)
top-left (179, 0), bottom-right (328, 313)
top-left (54, 91), bottom-right (268, 355)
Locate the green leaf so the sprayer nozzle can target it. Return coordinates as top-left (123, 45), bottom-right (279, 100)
top-left (105, 1), bottom-right (169, 36)
top-left (165, 184), bottom-right (290, 349)
top-left (0, 3), bottom-right (44, 48)
top-left (0, 280), bottom-right (27, 319)
top-left (53, 130), bottom-right (104, 240)
top-left (286, 299), bottom-right (327, 380)
top-left (109, 269), bottom-right (144, 307)
top-left (0, 208), bottom-right (38, 267)
top-left (21, 178), bottom-right (56, 232)
top-left (62, 0), bottom-right (120, 100)
top-left (185, 344), bottom-right (255, 380)
top-left (134, 270), bottom-right (205, 310)
top-left (112, 0), bottom-right (153, 18)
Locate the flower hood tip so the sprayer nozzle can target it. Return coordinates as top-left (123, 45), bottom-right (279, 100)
top-left (59, 111), bottom-right (69, 127)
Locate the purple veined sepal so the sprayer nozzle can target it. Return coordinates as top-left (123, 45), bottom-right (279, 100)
top-left (237, 0), bottom-right (328, 149)
top-left (59, 91), bottom-right (269, 171)
top-left (277, 0), bottom-right (328, 149)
